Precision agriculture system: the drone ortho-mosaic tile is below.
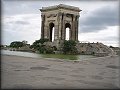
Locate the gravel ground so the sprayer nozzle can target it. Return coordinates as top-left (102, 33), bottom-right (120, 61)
top-left (1, 55), bottom-right (120, 89)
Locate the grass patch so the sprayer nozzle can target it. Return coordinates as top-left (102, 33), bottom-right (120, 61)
top-left (41, 54), bottom-right (78, 60)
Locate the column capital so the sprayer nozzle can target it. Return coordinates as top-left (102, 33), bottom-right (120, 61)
top-left (41, 14), bottom-right (45, 17)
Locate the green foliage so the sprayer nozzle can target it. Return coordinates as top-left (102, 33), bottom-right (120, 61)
top-left (30, 38), bottom-right (49, 50)
top-left (62, 40), bottom-right (78, 54)
top-left (37, 45), bottom-right (54, 54)
top-left (52, 46), bottom-right (57, 51)
top-left (10, 41), bottom-right (24, 48)
top-left (30, 38), bottom-right (54, 54)
top-left (31, 39), bottom-right (78, 54)
top-left (38, 45), bottom-right (45, 53)
top-left (43, 45), bottom-right (54, 54)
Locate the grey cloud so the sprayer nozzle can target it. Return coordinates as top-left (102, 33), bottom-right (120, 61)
top-left (2, 1), bottom-right (42, 15)
top-left (80, 6), bottom-right (119, 33)
top-left (2, 0), bottom-right (65, 15)
top-left (98, 36), bottom-right (119, 41)
top-left (6, 20), bottom-right (30, 25)
top-left (80, 25), bottom-right (106, 33)
top-left (2, 0), bottom-right (83, 15)
top-left (14, 21), bottom-right (30, 25)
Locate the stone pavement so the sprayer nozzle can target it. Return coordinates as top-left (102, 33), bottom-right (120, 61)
top-left (1, 55), bottom-right (120, 89)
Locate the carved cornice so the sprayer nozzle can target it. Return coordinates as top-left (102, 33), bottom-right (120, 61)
top-left (40, 4), bottom-right (82, 12)
top-left (47, 14), bottom-right (57, 18)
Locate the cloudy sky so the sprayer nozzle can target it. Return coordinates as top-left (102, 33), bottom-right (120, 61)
top-left (2, 0), bottom-right (119, 47)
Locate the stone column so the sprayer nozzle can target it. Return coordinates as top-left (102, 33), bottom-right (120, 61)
top-left (74, 16), bottom-right (76, 41)
top-left (43, 15), bottom-right (49, 39)
top-left (69, 23), bottom-right (71, 40)
top-left (71, 14), bottom-right (76, 40)
top-left (61, 13), bottom-right (65, 40)
top-left (41, 14), bottom-right (45, 39)
top-left (76, 15), bottom-right (79, 41)
top-left (70, 15), bottom-right (73, 40)
top-left (54, 25), bottom-right (59, 40)
top-left (48, 25), bottom-right (51, 41)
top-left (58, 12), bottom-right (62, 40)
top-left (44, 23), bottom-right (48, 39)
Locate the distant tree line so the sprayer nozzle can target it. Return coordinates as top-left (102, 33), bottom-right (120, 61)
top-left (10, 41), bottom-right (24, 48)
top-left (9, 40), bottom-right (28, 48)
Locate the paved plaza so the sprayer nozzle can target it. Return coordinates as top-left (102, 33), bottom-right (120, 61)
top-left (1, 55), bottom-right (120, 89)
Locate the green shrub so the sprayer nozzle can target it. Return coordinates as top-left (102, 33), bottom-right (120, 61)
top-left (62, 40), bottom-right (78, 54)
top-left (31, 38), bottom-right (55, 54)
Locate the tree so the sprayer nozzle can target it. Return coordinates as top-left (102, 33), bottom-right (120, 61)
top-left (30, 38), bottom-right (49, 49)
top-left (10, 41), bottom-right (24, 48)
top-left (62, 40), bottom-right (78, 54)
top-left (30, 38), bottom-right (50, 53)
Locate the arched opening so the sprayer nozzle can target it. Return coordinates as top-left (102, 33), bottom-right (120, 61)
top-left (49, 23), bottom-right (54, 42)
top-left (65, 23), bottom-right (71, 40)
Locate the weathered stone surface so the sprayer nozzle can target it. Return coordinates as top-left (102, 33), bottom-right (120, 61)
top-left (40, 4), bottom-right (81, 42)
top-left (76, 42), bottom-right (116, 56)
